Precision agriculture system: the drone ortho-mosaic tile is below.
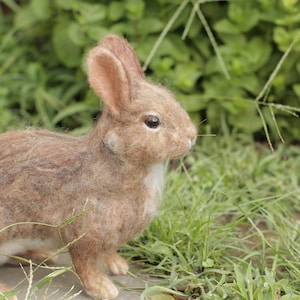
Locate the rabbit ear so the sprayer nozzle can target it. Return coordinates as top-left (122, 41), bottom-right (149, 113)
top-left (87, 47), bottom-right (131, 115)
top-left (99, 35), bottom-right (145, 80)
top-left (87, 35), bottom-right (144, 115)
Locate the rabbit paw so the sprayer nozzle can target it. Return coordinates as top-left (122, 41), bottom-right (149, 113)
top-left (0, 283), bottom-right (18, 300)
top-left (85, 275), bottom-right (119, 300)
top-left (106, 253), bottom-right (129, 275)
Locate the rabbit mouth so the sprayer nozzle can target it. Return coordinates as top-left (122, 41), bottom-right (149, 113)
top-left (168, 139), bottom-right (196, 160)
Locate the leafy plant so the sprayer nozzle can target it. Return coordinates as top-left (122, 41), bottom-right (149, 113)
top-left (123, 136), bottom-right (300, 298)
top-left (0, 0), bottom-right (299, 142)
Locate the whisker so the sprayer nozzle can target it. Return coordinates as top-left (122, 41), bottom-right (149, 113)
top-left (197, 119), bottom-right (207, 126)
top-left (197, 134), bottom-right (216, 137)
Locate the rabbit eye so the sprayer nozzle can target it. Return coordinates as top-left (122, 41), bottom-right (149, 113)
top-left (144, 115), bottom-right (161, 129)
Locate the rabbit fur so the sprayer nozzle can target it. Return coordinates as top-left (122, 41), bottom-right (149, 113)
top-left (0, 35), bottom-right (197, 299)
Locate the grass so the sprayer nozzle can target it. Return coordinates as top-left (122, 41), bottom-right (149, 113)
top-left (121, 135), bottom-right (300, 299)
top-left (132, 11), bottom-right (300, 299)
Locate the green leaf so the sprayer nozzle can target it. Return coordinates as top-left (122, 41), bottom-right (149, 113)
top-left (30, 0), bottom-right (51, 20)
top-left (54, 0), bottom-right (72, 10)
top-left (281, 0), bottom-right (299, 12)
top-left (125, 0), bottom-right (145, 20)
top-left (234, 264), bottom-right (247, 296)
top-left (52, 103), bottom-right (97, 125)
top-left (245, 37), bottom-right (272, 72)
top-left (281, 296), bottom-right (300, 300)
top-left (177, 93), bottom-right (209, 113)
top-left (151, 57), bottom-right (174, 76)
top-left (273, 27), bottom-right (300, 51)
top-left (85, 26), bottom-right (109, 42)
top-left (108, 2), bottom-right (125, 21)
top-left (292, 84), bottom-right (300, 97)
top-left (150, 241), bottom-right (173, 258)
top-left (68, 22), bottom-right (86, 46)
top-left (110, 22), bottom-right (136, 36)
top-left (173, 63), bottom-right (201, 93)
top-left (75, 3), bottom-right (106, 23)
top-left (137, 18), bottom-right (164, 35)
top-left (158, 36), bottom-right (190, 62)
top-left (203, 76), bottom-right (244, 99)
top-left (149, 294), bottom-right (175, 300)
top-left (52, 23), bottom-right (81, 67)
top-left (141, 286), bottom-right (184, 299)
top-left (214, 19), bottom-right (240, 34)
top-left (228, 1), bottom-right (259, 32)
top-left (35, 269), bottom-right (68, 289)
top-left (14, 6), bottom-right (38, 29)
top-left (234, 75), bottom-right (260, 95)
top-left (203, 258), bottom-right (214, 268)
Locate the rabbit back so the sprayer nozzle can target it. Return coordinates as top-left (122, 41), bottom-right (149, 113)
top-left (0, 130), bottom-right (85, 186)
top-left (0, 130), bottom-right (87, 262)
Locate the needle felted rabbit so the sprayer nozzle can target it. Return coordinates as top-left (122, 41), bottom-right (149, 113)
top-left (0, 35), bottom-right (197, 299)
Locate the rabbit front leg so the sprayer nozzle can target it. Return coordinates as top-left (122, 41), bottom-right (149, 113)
top-left (69, 244), bottom-right (119, 300)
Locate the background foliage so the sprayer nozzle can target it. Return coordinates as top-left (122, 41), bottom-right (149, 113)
top-left (0, 0), bottom-right (299, 142)
top-left (1, 1), bottom-right (300, 299)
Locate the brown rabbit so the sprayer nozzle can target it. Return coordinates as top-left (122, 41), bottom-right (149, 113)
top-left (0, 35), bottom-right (197, 299)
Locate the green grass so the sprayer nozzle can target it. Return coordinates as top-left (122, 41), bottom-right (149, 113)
top-left (122, 136), bottom-right (300, 299)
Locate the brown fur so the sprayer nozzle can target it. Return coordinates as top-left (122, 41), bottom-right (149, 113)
top-left (0, 35), bottom-right (197, 299)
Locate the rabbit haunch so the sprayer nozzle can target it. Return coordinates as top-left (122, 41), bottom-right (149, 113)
top-left (0, 34), bottom-right (197, 299)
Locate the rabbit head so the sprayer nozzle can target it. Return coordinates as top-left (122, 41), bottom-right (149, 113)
top-left (87, 35), bottom-right (197, 166)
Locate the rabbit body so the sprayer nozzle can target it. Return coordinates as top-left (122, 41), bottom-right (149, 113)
top-left (0, 129), bottom-right (160, 247)
top-left (0, 35), bottom-right (197, 299)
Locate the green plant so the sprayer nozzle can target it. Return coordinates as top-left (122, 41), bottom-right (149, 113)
top-left (0, 0), bottom-right (299, 142)
top-left (122, 136), bottom-right (300, 298)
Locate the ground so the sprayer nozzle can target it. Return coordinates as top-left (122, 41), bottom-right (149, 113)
top-left (0, 253), bottom-right (143, 300)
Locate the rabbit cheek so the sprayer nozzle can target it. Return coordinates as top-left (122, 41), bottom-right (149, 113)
top-left (103, 131), bottom-right (122, 155)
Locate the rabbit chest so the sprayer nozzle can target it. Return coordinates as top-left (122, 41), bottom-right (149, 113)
top-left (107, 162), bottom-right (165, 245)
top-left (143, 163), bottom-right (165, 219)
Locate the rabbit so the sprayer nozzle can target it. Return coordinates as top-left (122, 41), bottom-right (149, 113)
top-left (0, 35), bottom-right (197, 299)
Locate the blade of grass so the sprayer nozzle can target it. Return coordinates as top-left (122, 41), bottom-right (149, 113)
top-left (255, 32), bottom-right (300, 103)
top-left (255, 102), bottom-right (274, 151)
top-left (0, 0), bottom-right (20, 12)
top-left (181, 2), bottom-right (196, 40)
top-left (194, 1), bottom-right (231, 80)
top-left (22, 260), bottom-right (33, 300)
top-left (142, 0), bottom-right (190, 71)
top-left (141, 285), bottom-right (185, 300)
top-left (269, 104), bottom-right (285, 144)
